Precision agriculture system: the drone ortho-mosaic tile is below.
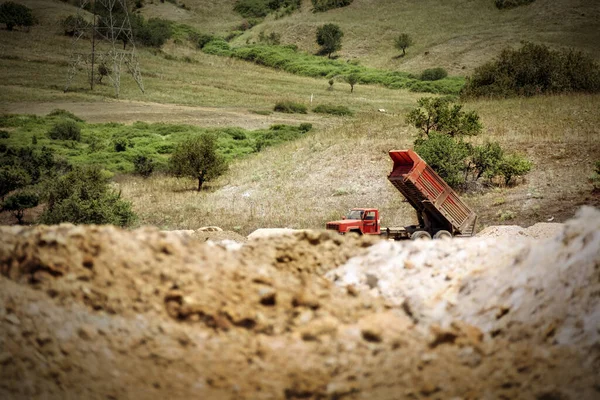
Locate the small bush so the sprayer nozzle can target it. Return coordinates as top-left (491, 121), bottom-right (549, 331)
top-left (406, 97), bottom-right (482, 138)
top-left (0, 1), bottom-right (36, 31)
top-left (0, 165), bottom-right (31, 200)
top-left (249, 109), bottom-right (272, 115)
top-left (40, 166), bottom-right (136, 226)
top-left (591, 161), bottom-right (600, 191)
top-left (421, 67), bottom-right (448, 81)
top-left (0, 130), bottom-right (9, 138)
top-left (133, 154), bottom-right (154, 177)
top-left (47, 109), bottom-right (84, 122)
top-left (234, 0), bottom-right (270, 18)
top-left (113, 137), bottom-right (130, 152)
top-left (313, 104), bottom-right (353, 116)
top-left (136, 17), bottom-right (172, 48)
top-left (496, 153), bottom-right (532, 185)
top-left (311, 0), bottom-right (353, 12)
top-left (61, 14), bottom-right (86, 36)
top-left (48, 120), bottom-right (81, 141)
top-left (274, 100), bottom-right (307, 114)
top-left (2, 191), bottom-right (39, 224)
top-left (299, 123), bottom-right (313, 132)
top-left (495, 0), bottom-right (535, 9)
top-left (202, 39), bottom-right (232, 56)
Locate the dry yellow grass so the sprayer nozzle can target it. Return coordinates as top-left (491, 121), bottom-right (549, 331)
top-left (118, 94), bottom-right (600, 234)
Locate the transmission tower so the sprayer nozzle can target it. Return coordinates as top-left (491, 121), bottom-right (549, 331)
top-left (64, 0), bottom-right (144, 97)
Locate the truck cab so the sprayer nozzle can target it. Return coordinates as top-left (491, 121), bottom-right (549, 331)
top-left (326, 208), bottom-right (381, 235)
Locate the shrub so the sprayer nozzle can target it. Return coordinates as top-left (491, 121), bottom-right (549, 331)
top-left (394, 33), bottom-right (413, 56)
top-left (234, 0), bottom-right (270, 18)
top-left (299, 123), bottom-right (313, 132)
top-left (2, 191), bottom-right (39, 224)
top-left (313, 104), bottom-right (353, 116)
top-left (0, 165), bottom-right (30, 200)
top-left (344, 73), bottom-right (358, 92)
top-left (202, 39), bottom-right (233, 56)
top-left (0, 1), bottom-right (36, 31)
top-left (0, 130), bottom-right (9, 138)
top-left (61, 14), bottom-right (86, 36)
top-left (133, 154), bottom-right (154, 177)
top-left (470, 141), bottom-right (504, 181)
top-left (414, 132), bottom-right (471, 188)
top-left (169, 134), bottom-right (227, 191)
top-left (311, 0), bottom-right (353, 12)
top-left (496, 153), bottom-right (532, 185)
top-left (316, 23), bottom-right (343, 58)
top-left (136, 17), bottom-right (172, 48)
top-left (97, 62), bottom-right (111, 83)
top-left (47, 109), bottom-right (84, 122)
top-left (406, 97), bottom-right (482, 138)
top-left (193, 33), bottom-right (215, 49)
top-left (421, 67), bottom-right (448, 81)
top-left (40, 166), bottom-right (136, 226)
top-left (591, 161), bottom-right (600, 191)
top-left (495, 0), bottom-right (535, 9)
top-left (113, 137), bottom-right (129, 152)
top-left (274, 100), bottom-right (307, 114)
top-left (462, 42), bottom-right (600, 98)
top-left (257, 31), bottom-right (281, 45)
top-left (48, 120), bottom-right (81, 141)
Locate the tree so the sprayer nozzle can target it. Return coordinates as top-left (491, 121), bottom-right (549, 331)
top-left (414, 132), bottom-right (471, 188)
top-left (61, 14), bottom-right (87, 37)
top-left (406, 97), bottom-right (482, 138)
top-left (316, 23), bottom-right (343, 58)
top-left (2, 191), bottom-right (38, 224)
top-left (169, 134), bottom-right (227, 191)
top-left (394, 33), bottom-right (413, 56)
top-left (344, 73), bottom-right (358, 93)
top-left (0, 166), bottom-right (30, 200)
top-left (40, 166), bottom-right (136, 226)
top-left (0, 1), bottom-right (36, 31)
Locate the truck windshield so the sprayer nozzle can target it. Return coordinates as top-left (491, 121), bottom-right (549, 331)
top-left (346, 210), bottom-right (364, 220)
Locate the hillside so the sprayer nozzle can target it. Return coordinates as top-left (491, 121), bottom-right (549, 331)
top-left (146, 0), bottom-right (600, 75)
top-left (0, 0), bottom-right (599, 232)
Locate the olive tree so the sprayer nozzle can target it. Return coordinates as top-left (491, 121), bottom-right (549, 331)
top-left (169, 134), bottom-right (227, 191)
top-left (316, 23), bottom-right (343, 58)
top-left (394, 33), bottom-right (413, 56)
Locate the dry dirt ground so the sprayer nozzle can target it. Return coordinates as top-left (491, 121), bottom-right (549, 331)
top-left (0, 100), bottom-right (326, 129)
top-left (0, 207), bottom-right (599, 400)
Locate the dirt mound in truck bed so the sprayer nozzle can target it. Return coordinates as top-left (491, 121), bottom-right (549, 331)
top-left (1, 210), bottom-right (599, 399)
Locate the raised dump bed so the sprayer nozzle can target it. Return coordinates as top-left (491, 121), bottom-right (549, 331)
top-left (388, 149), bottom-right (477, 237)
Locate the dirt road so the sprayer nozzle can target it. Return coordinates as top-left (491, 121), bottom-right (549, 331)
top-left (0, 100), bottom-right (325, 129)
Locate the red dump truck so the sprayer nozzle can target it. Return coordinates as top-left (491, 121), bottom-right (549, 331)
top-left (326, 150), bottom-right (477, 240)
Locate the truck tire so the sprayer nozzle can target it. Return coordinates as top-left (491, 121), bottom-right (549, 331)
top-left (410, 231), bottom-right (431, 240)
top-left (433, 230), bottom-right (452, 240)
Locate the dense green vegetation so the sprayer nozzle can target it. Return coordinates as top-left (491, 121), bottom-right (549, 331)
top-left (311, 0), bottom-right (353, 12)
top-left (39, 166), bottom-right (136, 227)
top-left (495, 0), bottom-right (535, 9)
top-left (408, 97), bottom-right (531, 188)
top-left (203, 42), bottom-right (464, 94)
top-left (0, 1), bottom-right (36, 31)
top-left (273, 100), bottom-right (308, 114)
top-left (313, 104), bottom-right (353, 116)
top-left (463, 42), bottom-right (600, 98)
top-left (233, 0), bottom-right (300, 19)
top-left (0, 111), bottom-right (313, 174)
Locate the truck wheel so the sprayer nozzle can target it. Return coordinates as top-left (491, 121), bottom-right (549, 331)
top-left (410, 231), bottom-right (431, 240)
top-left (433, 230), bottom-right (452, 240)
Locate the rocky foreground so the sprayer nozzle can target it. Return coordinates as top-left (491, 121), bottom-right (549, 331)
top-left (0, 207), bottom-right (599, 399)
